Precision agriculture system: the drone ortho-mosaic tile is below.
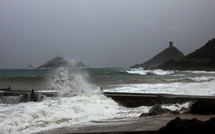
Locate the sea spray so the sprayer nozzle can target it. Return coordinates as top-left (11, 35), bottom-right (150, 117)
top-left (1, 68), bottom-right (213, 133)
top-left (0, 68), bottom-right (123, 133)
top-left (50, 67), bottom-right (101, 97)
top-left (0, 94), bottom-right (125, 133)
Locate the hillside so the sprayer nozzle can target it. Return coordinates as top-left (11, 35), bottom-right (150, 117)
top-left (131, 42), bottom-right (184, 68)
top-left (38, 57), bottom-right (86, 69)
top-left (158, 39), bottom-right (215, 70)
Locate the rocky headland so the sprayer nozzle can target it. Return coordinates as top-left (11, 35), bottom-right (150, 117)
top-left (131, 41), bottom-right (184, 68)
top-left (131, 38), bottom-right (215, 71)
top-left (158, 38), bottom-right (215, 71)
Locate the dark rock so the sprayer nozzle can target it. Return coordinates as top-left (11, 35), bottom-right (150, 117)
top-left (190, 100), bottom-right (215, 114)
top-left (159, 117), bottom-right (215, 134)
top-left (29, 89), bottom-right (38, 102)
top-left (21, 94), bottom-right (29, 102)
top-left (148, 104), bottom-right (171, 116)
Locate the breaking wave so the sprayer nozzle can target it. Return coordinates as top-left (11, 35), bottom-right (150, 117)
top-left (0, 95), bottom-right (123, 133)
top-left (0, 68), bottom-right (124, 133)
top-left (183, 71), bottom-right (215, 74)
top-left (0, 67), bottom-right (195, 133)
top-left (164, 76), bottom-right (215, 82)
top-left (49, 68), bottom-right (101, 97)
top-left (126, 68), bottom-right (174, 76)
top-left (104, 78), bottom-right (215, 96)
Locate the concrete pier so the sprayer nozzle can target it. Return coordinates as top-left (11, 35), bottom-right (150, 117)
top-left (0, 89), bottom-right (58, 97)
top-left (103, 92), bottom-right (215, 107)
top-left (1, 88), bottom-right (215, 106)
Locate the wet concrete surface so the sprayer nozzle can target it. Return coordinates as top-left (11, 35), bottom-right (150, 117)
top-left (35, 114), bottom-right (215, 134)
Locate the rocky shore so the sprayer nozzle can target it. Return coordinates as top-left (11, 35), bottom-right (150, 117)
top-left (159, 100), bottom-right (215, 134)
top-left (35, 100), bottom-right (215, 134)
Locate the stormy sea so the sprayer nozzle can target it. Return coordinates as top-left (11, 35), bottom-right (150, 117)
top-left (1, 67), bottom-right (215, 133)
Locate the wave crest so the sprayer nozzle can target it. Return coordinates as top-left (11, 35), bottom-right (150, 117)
top-left (164, 76), bottom-right (215, 82)
top-left (50, 68), bottom-right (100, 97)
top-left (126, 68), bottom-right (174, 76)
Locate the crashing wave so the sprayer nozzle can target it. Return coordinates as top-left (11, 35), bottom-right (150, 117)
top-left (164, 76), bottom-right (215, 82)
top-left (126, 68), bottom-right (174, 76)
top-left (50, 67), bottom-right (101, 97)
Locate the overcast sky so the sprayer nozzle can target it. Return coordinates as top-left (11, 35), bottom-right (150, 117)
top-left (0, 0), bottom-right (215, 68)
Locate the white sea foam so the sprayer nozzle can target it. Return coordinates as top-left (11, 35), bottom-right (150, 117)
top-left (126, 68), bottom-right (174, 76)
top-left (161, 102), bottom-right (191, 111)
top-left (0, 95), bottom-right (126, 133)
top-left (183, 70), bottom-right (215, 74)
top-left (0, 68), bottom-right (210, 133)
top-left (164, 76), bottom-right (215, 82)
top-left (104, 79), bottom-right (215, 96)
top-left (0, 68), bottom-right (151, 133)
top-left (50, 68), bottom-right (100, 97)
top-left (2, 94), bottom-right (187, 134)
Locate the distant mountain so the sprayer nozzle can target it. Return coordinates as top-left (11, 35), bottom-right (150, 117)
top-left (38, 57), bottom-right (86, 69)
top-left (25, 64), bottom-right (35, 69)
top-left (158, 39), bottom-right (215, 70)
top-left (131, 42), bottom-right (184, 68)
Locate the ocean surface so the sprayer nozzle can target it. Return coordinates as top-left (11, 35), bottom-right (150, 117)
top-left (0, 67), bottom-right (215, 133)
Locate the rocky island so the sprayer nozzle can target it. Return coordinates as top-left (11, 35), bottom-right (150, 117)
top-left (38, 56), bottom-right (86, 69)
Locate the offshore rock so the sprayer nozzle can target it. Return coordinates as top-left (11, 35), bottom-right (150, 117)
top-left (190, 100), bottom-right (215, 115)
top-left (38, 56), bottom-right (86, 69)
top-left (25, 64), bottom-right (35, 69)
top-left (139, 104), bottom-right (179, 117)
top-left (148, 104), bottom-right (171, 116)
top-left (159, 117), bottom-right (215, 134)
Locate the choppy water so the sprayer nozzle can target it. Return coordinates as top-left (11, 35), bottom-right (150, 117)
top-left (0, 67), bottom-right (215, 133)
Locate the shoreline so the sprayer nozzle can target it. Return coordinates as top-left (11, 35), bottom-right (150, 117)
top-left (34, 114), bottom-right (215, 134)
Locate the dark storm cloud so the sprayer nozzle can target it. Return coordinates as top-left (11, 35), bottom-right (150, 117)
top-left (0, 0), bottom-right (215, 68)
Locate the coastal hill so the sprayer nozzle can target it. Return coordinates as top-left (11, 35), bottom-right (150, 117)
top-left (131, 42), bottom-right (184, 68)
top-left (38, 56), bottom-right (86, 69)
top-left (158, 38), bottom-right (215, 70)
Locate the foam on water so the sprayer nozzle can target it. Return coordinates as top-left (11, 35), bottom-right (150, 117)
top-left (126, 68), bottom-right (174, 76)
top-left (104, 79), bottom-right (215, 96)
top-left (0, 68), bottom-right (121, 133)
top-left (0, 95), bottom-right (121, 133)
top-left (0, 96), bottom-right (191, 134)
top-left (0, 68), bottom-right (210, 133)
top-left (183, 70), bottom-right (215, 74)
top-left (164, 76), bottom-right (215, 82)
top-left (0, 68), bottom-right (149, 133)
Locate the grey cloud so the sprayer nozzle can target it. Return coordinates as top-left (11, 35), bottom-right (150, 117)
top-left (0, 0), bottom-right (215, 68)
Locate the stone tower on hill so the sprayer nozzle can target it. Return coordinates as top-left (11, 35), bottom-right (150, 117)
top-left (158, 38), bottom-right (215, 71)
top-left (169, 41), bottom-right (174, 48)
top-left (131, 42), bottom-right (184, 68)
